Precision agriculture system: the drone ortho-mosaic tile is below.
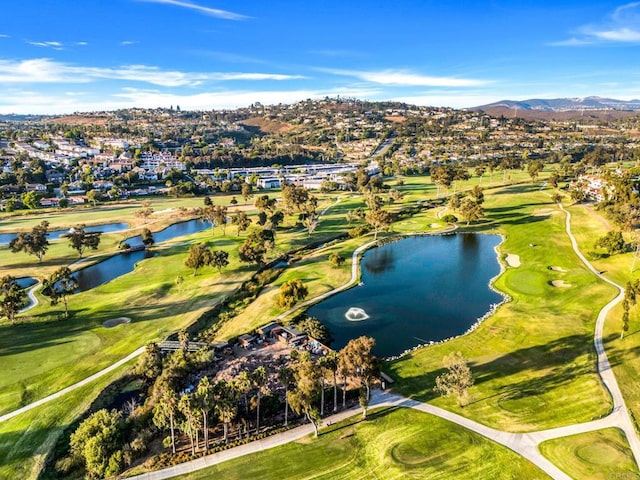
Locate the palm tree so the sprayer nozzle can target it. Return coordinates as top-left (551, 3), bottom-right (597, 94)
top-left (277, 366), bottom-right (293, 427)
top-left (153, 384), bottom-right (178, 454)
top-left (234, 371), bottom-right (252, 416)
top-left (178, 393), bottom-right (198, 455)
top-left (324, 351), bottom-right (340, 412)
top-left (196, 377), bottom-right (215, 451)
top-left (215, 381), bottom-right (238, 443)
top-left (251, 366), bottom-right (268, 434)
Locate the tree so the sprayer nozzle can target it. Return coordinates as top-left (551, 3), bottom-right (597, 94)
top-left (203, 196), bottom-right (213, 207)
top-left (255, 194), bottom-right (277, 213)
top-left (178, 393), bottom-right (198, 455)
top-left (231, 210), bottom-right (251, 236)
top-left (184, 243), bottom-right (214, 275)
top-left (527, 160), bottom-right (544, 181)
top-left (135, 342), bottom-right (163, 382)
top-left (213, 205), bottom-right (229, 235)
top-left (594, 231), bottom-right (626, 256)
top-left (135, 204), bottom-right (154, 223)
top-left (0, 276), bottom-right (26, 325)
top-left (86, 189), bottom-right (101, 207)
top-left (238, 228), bottom-right (274, 265)
top-left (324, 350), bottom-right (340, 412)
top-left (43, 267), bottom-right (78, 318)
top-left (251, 366), bottom-right (268, 434)
top-left (215, 382), bottom-right (237, 443)
top-left (141, 228), bottom-right (155, 247)
top-left (276, 279), bottom-right (309, 309)
top-left (9, 220), bottom-right (50, 263)
top-left (434, 351), bottom-right (474, 407)
top-left (66, 224), bottom-right (101, 258)
top-left (278, 366), bottom-right (294, 427)
top-left (21, 190), bottom-right (41, 209)
top-left (459, 198), bottom-right (483, 225)
top-left (296, 316), bottom-right (330, 343)
top-left (211, 250), bottom-right (230, 273)
top-left (288, 355), bottom-right (322, 437)
top-left (365, 208), bottom-right (393, 240)
top-left (328, 251), bottom-right (346, 268)
top-left (198, 205), bottom-right (217, 235)
top-left (196, 377), bottom-right (215, 451)
top-left (281, 184), bottom-right (311, 215)
top-left (339, 336), bottom-right (379, 403)
top-left (241, 183), bottom-right (253, 203)
top-left (179, 329), bottom-right (190, 353)
top-left (70, 409), bottom-right (123, 478)
top-left (470, 185), bottom-right (484, 205)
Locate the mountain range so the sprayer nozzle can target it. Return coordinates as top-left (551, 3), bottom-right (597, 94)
top-left (474, 96), bottom-right (640, 112)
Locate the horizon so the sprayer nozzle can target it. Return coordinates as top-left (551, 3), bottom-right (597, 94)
top-left (3, 1), bottom-right (640, 114)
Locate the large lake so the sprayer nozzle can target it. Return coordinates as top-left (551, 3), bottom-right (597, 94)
top-left (306, 234), bottom-right (504, 358)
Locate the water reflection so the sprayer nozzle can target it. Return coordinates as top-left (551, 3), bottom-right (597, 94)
top-left (363, 248), bottom-right (395, 275)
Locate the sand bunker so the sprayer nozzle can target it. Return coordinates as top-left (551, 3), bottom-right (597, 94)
top-left (548, 266), bottom-right (567, 272)
top-left (430, 223), bottom-right (440, 228)
top-left (103, 317), bottom-right (131, 328)
top-left (533, 208), bottom-right (559, 217)
top-left (551, 280), bottom-right (572, 288)
top-left (505, 254), bottom-right (521, 267)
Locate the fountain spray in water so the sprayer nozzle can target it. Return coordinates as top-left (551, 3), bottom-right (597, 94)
top-left (345, 307), bottom-right (369, 322)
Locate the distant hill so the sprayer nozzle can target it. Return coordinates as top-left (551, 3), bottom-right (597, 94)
top-left (475, 96), bottom-right (640, 112)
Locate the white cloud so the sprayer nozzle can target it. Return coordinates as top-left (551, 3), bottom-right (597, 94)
top-left (75, 41), bottom-right (89, 46)
top-left (137, 0), bottom-right (248, 20)
top-left (0, 86), bottom-right (382, 114)
top-left (0, 58), bottom-right (305, 87)
top-left (319, 68), bottom-right (489, 87)
top-left (554, 2), bottom-right (640, 45)
top-left (27, 41), bottom-right (64, 50)
top-left (120, 40), bottom-right (137, 46)
top-left (0, 34), bottom-right (9, 38)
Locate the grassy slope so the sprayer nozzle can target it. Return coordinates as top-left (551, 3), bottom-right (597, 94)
top-left (0, 362), bottom-right (132, 480)
top-left (388, 184), bottom-right (614, 431)
top-left (539, 428), bottom-right (638, 479)
top-left (176, 407), bottom-right (549, 480)
top-left (566, 204), bottom-right (640, 435)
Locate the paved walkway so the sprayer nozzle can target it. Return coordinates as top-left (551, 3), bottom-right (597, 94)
top-left (0, 346), bottom-right (146, 423)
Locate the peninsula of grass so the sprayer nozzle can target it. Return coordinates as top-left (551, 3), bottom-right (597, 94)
top-left (388, 184), bottom-right (615, 432)
top-left (174, 407), bottom-right (549, 480)
top-left (539, 428), bottom-right (638, 479)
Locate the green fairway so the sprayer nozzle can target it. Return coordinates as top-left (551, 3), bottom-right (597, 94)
top-left (388, 183), bottom-right (614, 431)
top-left (0, 362), bottom-right (132, 480)
top-left (539, 428), bottom-right (638, 479)
top-left (175, 407), bottom-right (549, 480)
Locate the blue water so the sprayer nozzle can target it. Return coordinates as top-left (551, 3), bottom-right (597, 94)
top-left (306, 234), bottom-right (503, 358)
top-left (0, 222), bottom-right (129, 245)
top-left (124, 219), bottom-right (212, 247)
top-left (73, 249), bottom-right (154, 292)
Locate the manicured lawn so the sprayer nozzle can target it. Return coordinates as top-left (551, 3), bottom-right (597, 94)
top-left (388, 184), bottom-right (614, 431)
top-left (0, 362), bottom-right (132, 480)
top-left (539, 428), bottom-right (638, 479)
top-left (175, 407), bottom-right (549, 480)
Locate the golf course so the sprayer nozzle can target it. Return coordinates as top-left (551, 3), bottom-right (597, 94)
top-left (2, 169), bottom-right (640, 479)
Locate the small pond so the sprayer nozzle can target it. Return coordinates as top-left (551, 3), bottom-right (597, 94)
top-left (16, 277), bottom-right (38, 289)
top-left (74, 249), bottom-right (154, 292)
top-left (306, 234), bottom-right (504, 358)
top-left (0, 222), bottom-right (129, 245)
top-left (124, 219), bottom-right (212, 247)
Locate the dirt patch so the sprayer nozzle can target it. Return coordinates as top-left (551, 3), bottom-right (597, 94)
top-left (384, 115), bottom-right (406, 123)
top-left (550, 280), bottom-right (572, 288)
top-left (548, 266), bottom-right (567, 272)
top-left (505, 254), bottom-right (521, 267)
top-left (533, 208), bottom-right (559, 217)
top-left (103, 317), bottom-right (131, 328)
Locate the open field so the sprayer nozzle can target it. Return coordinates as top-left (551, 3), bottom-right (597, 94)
top-left (539, 428), bottom-right (638, 479)
top-left (176, 407), bottom-right (549, 480)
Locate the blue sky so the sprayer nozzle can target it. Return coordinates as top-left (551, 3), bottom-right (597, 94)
top-left (1, 0), bottom-right (640, 114)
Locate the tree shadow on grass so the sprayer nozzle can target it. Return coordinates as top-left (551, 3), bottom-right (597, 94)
top-left (387, 333), bottom-right (638, 406)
